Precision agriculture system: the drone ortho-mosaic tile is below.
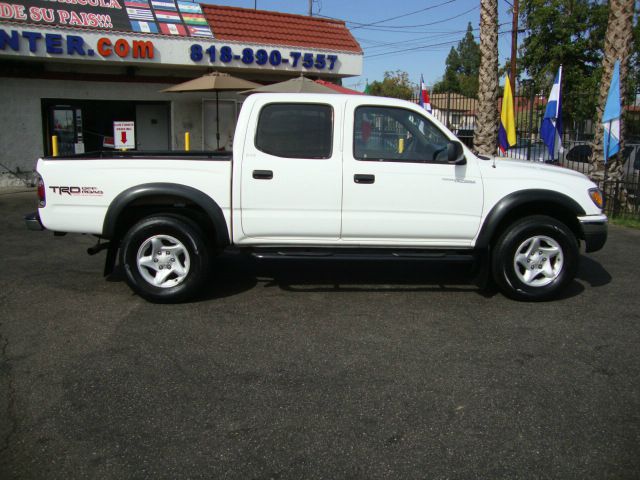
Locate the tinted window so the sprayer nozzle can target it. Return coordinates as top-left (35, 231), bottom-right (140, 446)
top-left (255, 103), bottom-right (333, 159)
top-left (354, 106), bottom-right (450, 162)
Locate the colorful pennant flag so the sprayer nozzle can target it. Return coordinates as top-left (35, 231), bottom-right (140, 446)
top-left (126, 7), bottom-right (155, 20)
top-left (159, 22), bottom-right (187, 35)
top-left (187, 25), bottom-right (214, 37)
top-left (177, 1), bottom-right (203, 13)
top-left (151, 0), bottom-right (176, 10)
top-left (155, 10), bottom-right (181, 22)
top-left (418, 74), bottom-right (432, 113)
top-left (130, 20), bottom-right (158, 33)
top-left (181, 13), bottom-right (207, 25)
top-left (603, 60), bottom-right (621, 163)
top-left (124, 0), bottom-right (150, 8)
top-left (498, 75), bottom-right (516, 154)
top-left (540, 66), bottom-right (563, 161)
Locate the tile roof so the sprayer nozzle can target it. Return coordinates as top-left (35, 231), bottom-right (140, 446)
top-left (200, 4), bottom-right (362, 54)
top-left (315, 79), bottom-right (363, 94)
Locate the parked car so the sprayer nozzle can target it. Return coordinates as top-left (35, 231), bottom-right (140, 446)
top-left (561, 143), bottom-right (639, 179)
top-left (26, 93), bottom-right (607, 302)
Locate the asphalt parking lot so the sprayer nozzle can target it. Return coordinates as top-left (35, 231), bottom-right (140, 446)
top-left (1, 191), bottom-right (639, 479)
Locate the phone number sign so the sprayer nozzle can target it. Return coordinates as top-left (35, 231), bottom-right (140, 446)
top-left (189, 44), bottom-right (339, 71)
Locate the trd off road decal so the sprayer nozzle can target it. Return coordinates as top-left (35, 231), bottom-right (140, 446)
top-left (49, 186), bottom-right (103, 196)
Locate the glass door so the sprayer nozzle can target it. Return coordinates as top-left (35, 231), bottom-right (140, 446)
top-left (49, 106), bottom-right (82, 156)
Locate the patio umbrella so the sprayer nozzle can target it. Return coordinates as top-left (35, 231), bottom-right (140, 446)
top-left (240, 75), bottom-right (336, 95)
top-left (162, 72), bottom-right (259, 149)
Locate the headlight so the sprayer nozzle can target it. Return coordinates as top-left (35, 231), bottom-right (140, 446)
top-left (588, 188), bottom-right (603, 209)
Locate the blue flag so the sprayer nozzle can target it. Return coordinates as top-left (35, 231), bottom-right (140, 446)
top-left (540, 66), bottom-right (563, 160)
top-left (603, 60), bottom-right (621, 163)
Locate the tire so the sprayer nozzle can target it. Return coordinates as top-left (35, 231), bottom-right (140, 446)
top-left (491, 215), bottom-right (579, 301)
top-left (120, 215), bottom-right (210, 303)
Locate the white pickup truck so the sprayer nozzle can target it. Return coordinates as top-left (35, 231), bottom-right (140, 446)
top-left (26, 93), bottom-right (607, 302)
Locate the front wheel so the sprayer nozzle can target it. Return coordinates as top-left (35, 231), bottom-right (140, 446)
top-left (120, 215), bottom-right (210, 303)
top-left (491, 215), bottom-right (579, 301)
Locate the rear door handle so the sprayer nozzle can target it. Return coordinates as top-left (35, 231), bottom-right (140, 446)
top-left (354, 174), bottom-right (375, 184)
top-left (253, 169), bottom-right (273, 180)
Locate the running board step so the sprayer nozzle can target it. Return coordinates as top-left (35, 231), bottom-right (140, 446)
top-left (251, 249), bottom-right (474, 262)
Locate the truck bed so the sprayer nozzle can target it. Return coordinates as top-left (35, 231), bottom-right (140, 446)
top-left (36, 151), bottom-right (233, 235)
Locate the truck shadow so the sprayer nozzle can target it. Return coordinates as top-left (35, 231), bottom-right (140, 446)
top-left (194, 253), bottom-right (611, 302)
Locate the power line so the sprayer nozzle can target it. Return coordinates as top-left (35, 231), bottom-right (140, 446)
top-left (360, 22), bottom-right (511, 52)
top-left (364, 29), bottom-right (513, 59)
top-left (348, 0), bottom-right (459, 30)
top-left (362, 31), bottom-right (469, 52)
top-left (315, 0), bottom-right (459, 29)
top-left (336, 5), bottom-right (480, 35)
top-left (343, 5), bottom-right (480, 33)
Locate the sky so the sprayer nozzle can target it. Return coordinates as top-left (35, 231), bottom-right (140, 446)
top-left (201, 0), bottom-right (515, 91)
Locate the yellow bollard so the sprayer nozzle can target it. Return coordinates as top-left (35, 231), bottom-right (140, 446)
top-left (398, 137), bottom-right (404, 154)
top-left (185, 132), bottom-right (190, 152)
top-left (52, 135), bottom-right (58, 157)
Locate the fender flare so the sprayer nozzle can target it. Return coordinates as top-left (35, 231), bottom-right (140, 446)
top-left (102, 183), bottom-right (230, 247)
top-left (475, 189), bottom-right (586, 249)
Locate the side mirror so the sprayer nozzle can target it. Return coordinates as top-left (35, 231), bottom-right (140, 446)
top-left (447, 141), bottom-right (467, 165)
top-left (447, 141), bottom-right (466, 165)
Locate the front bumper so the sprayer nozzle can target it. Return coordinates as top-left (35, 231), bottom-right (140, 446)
top-left (579, 215), bottom-right (607, 253)
top-left (25, 211), bottom-right (44, 231)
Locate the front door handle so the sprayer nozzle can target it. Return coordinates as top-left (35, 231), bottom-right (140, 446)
top-left (354, 174), bottom-right (375, 184)
top-left (253, 169), bottom-right (273, 180)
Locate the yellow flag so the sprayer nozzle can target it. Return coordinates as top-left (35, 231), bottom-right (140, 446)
top-left (499, 75), bottom-right (516, 152)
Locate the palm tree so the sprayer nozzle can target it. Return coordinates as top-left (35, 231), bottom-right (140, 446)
top-left (590, 0), bottom-right (634, 189)
top-left (473, 0), bottom-right (499, 155)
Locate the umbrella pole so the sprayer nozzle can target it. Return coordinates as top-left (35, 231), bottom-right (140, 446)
top-left (216, 91), bottom-right (220, 150)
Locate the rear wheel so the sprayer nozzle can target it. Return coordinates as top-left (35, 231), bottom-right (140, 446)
top-left (491, 215), bottom-right (579, 301)
top-left (120, 215), bottom-right (210, 303)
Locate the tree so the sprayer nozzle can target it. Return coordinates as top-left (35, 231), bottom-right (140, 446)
top-left (367, 70), bottom-right (414, 100)
top-left (433, 23), bottom-right (480, 97)
top-left (474, 0), bottom-right (499, 155)
top-left (591, 0), bottom-right (635, 186)
top-left (434, 47), bottom-right (462, 93)
top-left (518, 0), bottom-right (608, 123)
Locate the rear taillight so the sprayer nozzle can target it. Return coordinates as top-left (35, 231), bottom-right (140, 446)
top-left (37, 174), bottom-right (46, 207)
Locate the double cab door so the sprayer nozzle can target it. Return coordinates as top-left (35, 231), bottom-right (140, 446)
top-left (238, 96), bottom-right (483, 245)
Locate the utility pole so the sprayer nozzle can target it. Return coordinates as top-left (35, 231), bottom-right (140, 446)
top-left (309, 0), bottom-right (313, 16)
top-left (510, 0), bottom-right (519, 92)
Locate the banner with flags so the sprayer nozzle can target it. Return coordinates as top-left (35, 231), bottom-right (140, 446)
top-left (603, 60), bottom-right (621, 163)
top-left (498, 75), bottom-right (516, 153)
top-left (418, 74), bottom-right (432, 113)
top-left (540, 66), bottom-right (563, 160)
